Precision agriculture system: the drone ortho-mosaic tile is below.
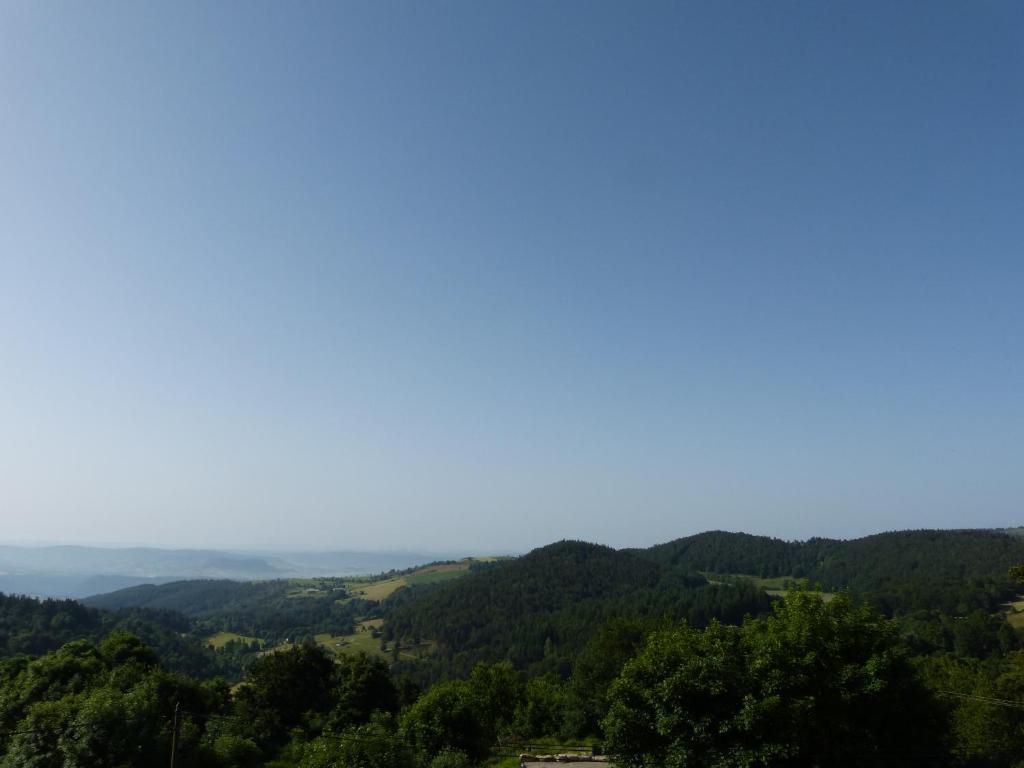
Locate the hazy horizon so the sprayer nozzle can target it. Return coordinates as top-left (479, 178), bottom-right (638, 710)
top-left (2, 2), bottom-right (1022, 552)
top-left (2, 521), bottom-right (1021, 557)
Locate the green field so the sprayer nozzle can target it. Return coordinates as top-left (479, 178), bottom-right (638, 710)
top-left (344, 559), bottom-right (480, 602)
top-left (703, 572), bottom-right (835, 601)
top-left (312, 620), bottom-right (433, 661)
top-left (249, 559), bottom-right (502, 660)
top-left (1004, 597), bottom-right (1024, 633)
top-left (345, 576), bottom-right (408, 601)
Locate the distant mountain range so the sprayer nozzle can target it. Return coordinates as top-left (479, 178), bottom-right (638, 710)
top-left (0, 545), bottom-right (464, 598)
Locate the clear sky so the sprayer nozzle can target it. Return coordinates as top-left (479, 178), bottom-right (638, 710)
top-left (1, 2), bottom-right (1021, 552)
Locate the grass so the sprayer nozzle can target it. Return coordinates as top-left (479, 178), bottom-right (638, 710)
top-left (1003, 595), bottom-right (1024, 634)
top-left (265, 558), bottom-right (502, 659)
top-left (309, 619), bottom-right (434, 662)
top-left (343, 558), bottom-right (483, 602)
top-left (345, 576), bottom-right (408, 601)
top-left (703, 572), bottom-right (835, 602)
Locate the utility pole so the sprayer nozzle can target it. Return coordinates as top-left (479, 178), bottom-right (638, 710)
top-left (169, 701), bottom-right (180, 768)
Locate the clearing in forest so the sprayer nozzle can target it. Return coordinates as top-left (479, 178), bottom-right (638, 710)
top-left (702, 573), bottom-right (835, 601)
top-left (343, 558), bottom-right (487, 602)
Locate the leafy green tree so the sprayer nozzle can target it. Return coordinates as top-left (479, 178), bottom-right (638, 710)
top-left (98, 631), bottom-right (160, 669)
top-left (59, 682), bottom-right (169, 767)
top-left (513, 674), bottom-right (568, 740)
top-left (918, 651), bottom-right (1024, 766)
top-left (564, 618), bottom-right (651, 737)
top-left (1010, 564), bottom-right (1024, 585)
top-left (0, 635), bottom-right (222, 768)
top-left (328, 651), bottom-right (399, 731)
top-left (299, 718), bottom-right (412, 768)
top-left (399, 679), bottom-right (490, 764)
top-left (235, 642), bottom-right (337, 743)
top-left (0, 698), bottom-right (72, 768)
top-left (604, 591), bottom-right (942, 768)
top-left (429, 748), bottom-right (473, 768)
top-left (207, 734), bottom-right (263, 768)
top-left (467, 661), bottom-right (522, 740)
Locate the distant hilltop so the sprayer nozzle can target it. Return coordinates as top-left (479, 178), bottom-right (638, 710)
top-left (0, 545), bottom-right (465, 599)
top-left (2, 526), bottom-right (1020, 600)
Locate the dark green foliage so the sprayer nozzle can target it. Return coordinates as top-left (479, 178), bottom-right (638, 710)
top-left (812, 531), bottom-right (1024, 614)
top-left (0, 593), bottom-right (103, 656)
top-left (563, 618), bottom-right (654, 738)
top-left (0, 592), bottom-right (218, 678)
top-left (428, 748), bottom-right (473, 768)
top-left (642, 530), bottom-right (839, 578)
top-left (899, 609), bottom-right (1020, 659)
top-left (644, 529), bottom-right (1024, 614)
top-left (398, 662), bottom-right (522, 765)
top-left (297, 720), bottom-right (413, 768)
top-left (513, 674), bottom-right (569, 740)
top-left (84, 579), bottom-right (363, 642)
top-left (0, 635), bottom-right (229, 768)
top-left (399, 679), bottom-right (492, 763)
top-left (603, 591), bottom-right (945, 768)
top-left (384, 541), bottom-right (765, 684)
top-left (235, 643), bottom-right (339, 743)
top-left (328, 652), bottom-right (400, 731)
top-left (4, 530), bottom-right (1022, 766)
top-left (232, 645), bottom-right (401, 756)
top-left (916, 652), bottom-right (1024, 766)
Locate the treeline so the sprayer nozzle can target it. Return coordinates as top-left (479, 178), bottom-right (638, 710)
top-left (383, 541), bottom-right (770, 684)
top-left (0, 592), bottom-right (219, 678)
top-left (3, 590), bottom-right (1023, 767)
top-left (84, 578), bottom-right (367, 641)
top-left (644, 529), bottom-right (1024, 613)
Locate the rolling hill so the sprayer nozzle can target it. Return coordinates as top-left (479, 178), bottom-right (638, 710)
top-left (641, 528), bottom-right (1024, 613)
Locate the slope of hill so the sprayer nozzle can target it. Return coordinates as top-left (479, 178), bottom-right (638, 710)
top-left (73, 528), bottom-right (1024, 686)
top-left (0, 592), bottom-right (216, 677)
top-left (83, 578), bottom-right (364, 640)
top-left (382, 540), bottom-right (768, 680)
top-left (642, 528), bottom-right (1024, 613)
top-left (640, 530), bottom-right (838, 577)
top-left (0, 545), bottom-right (458, 598)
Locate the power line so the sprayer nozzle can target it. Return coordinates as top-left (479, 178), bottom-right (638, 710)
top-left (937, 689), bottom-right (1024, 710)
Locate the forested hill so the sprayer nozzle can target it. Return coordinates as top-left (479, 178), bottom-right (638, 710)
top-left (84, 578), bottom-right (285, 614)
top-left (642, 528), bottom-right (1024, 612)
top-left (382, 540), bottom-right (769, 680)
top-left (0, 592), bottom-right (215, 677)
top-left (83, 578), bottom-right (366, 640)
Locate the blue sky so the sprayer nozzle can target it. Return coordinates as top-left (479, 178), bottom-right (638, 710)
top-left (1, 2), bottom-right (1021, 551)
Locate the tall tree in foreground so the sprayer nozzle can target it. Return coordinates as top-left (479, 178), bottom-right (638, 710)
top-left (603, 591), bottom-right (944, 768)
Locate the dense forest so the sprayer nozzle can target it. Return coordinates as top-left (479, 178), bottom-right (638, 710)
top-left (1, 528), bottom-right (1024, 766)
top-left (84, 578), bottom-right (369, 641)
top-left (0, 592), bottom-right (222, 678)
top-left (382, 541), bottom-right (769, 683)
top-left (644, 528), bottom-right (1024, 612)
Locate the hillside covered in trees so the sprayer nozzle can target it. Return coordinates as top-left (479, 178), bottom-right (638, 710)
top-left (3, 527), bottom-right (1024, 766)
top-left (382, 540), bottom-right (769, 682)
top-left (642, 528), bottom-right (1024, 613)
top-left (83, 578), bottom-right (369, 641)
top-left (0, 592), bottom-right (219, 678)
top-left (2, 588), bottom-right (1023, 767)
